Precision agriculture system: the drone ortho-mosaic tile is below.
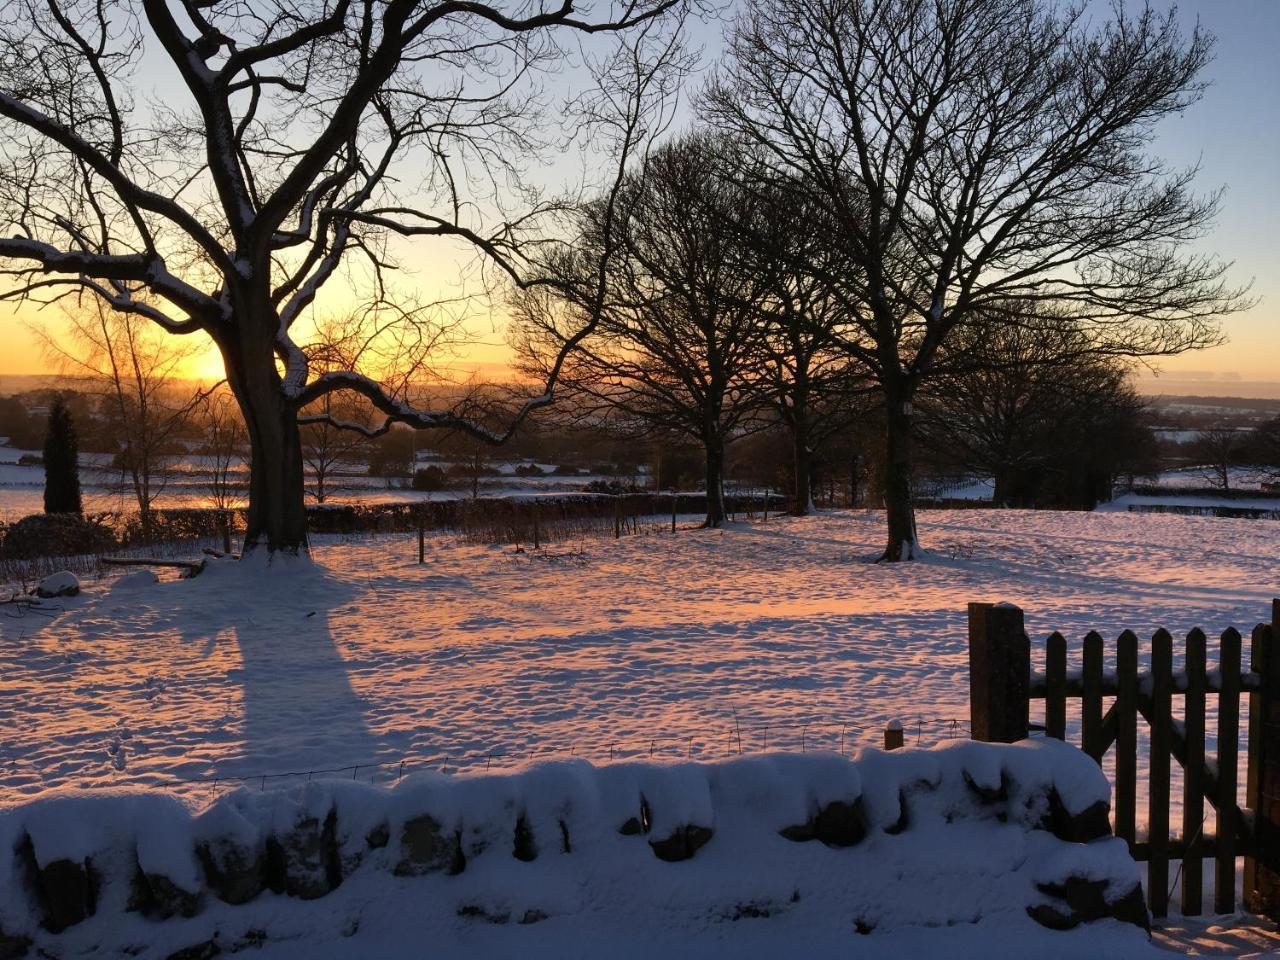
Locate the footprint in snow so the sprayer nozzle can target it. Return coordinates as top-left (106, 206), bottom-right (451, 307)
top-left (106, 737), bottom-right (127, 771)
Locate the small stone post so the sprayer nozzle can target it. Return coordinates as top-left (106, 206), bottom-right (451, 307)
top-left (884, 720), bottom-right (904, 751)
top-left (968, 602), bottom-right (1030, 743)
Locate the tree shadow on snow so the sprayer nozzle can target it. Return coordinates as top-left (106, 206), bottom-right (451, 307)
top-left (173, 562), bottom-right (381, 781)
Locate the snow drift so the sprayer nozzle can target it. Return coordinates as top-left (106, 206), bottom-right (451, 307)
top-left (0, 739), bottom-right (1154, 959)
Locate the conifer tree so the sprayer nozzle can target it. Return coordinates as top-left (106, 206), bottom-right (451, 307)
top-left (43, 395), bottom-right (82, 515)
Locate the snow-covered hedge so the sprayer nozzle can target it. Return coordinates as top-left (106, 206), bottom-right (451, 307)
top-left (0, 740), bottom-right (1149, 959)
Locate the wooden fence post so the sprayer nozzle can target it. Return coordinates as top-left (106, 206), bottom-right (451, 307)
top-left (1246, 600), bottom-right (1280, 920)
top-left (1149, 629), bottom-right (1173, 918)
top-left (968, 602), bottom-right (1029, 743)
top-left (1215, 627), bottom-right (1242, 915)
top-left (417, 524), bottom-right (425, 565)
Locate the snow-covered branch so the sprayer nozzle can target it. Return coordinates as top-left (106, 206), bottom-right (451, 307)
top-left (0, 238), bottom-right (222, 326)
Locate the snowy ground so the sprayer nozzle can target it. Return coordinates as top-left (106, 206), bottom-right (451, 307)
top-left (1152, 467), bottom-right (1272, 491)
top-left (3, 509), bottom-right (1275, 802)
top-left (4, 508), bottom-right (1280, 954)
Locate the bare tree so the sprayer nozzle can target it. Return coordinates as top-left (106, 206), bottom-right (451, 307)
top-left (743, 180), bottom-right (871, 514)
top-left (1248, 419), bottom-right (1280, 487)
top-left (0, 0), bottom-right (694, 556)
top-left (199, 389), bottom-right (248, 512)
top-left (300, 393), bottom-right (373, 503)
top-left (705, 0), bottom-right (1244, 559)
top-left (39, 301), bottom-right (214, 537)
top-left (920, 319), bottom-right (1156, 508)
top-left (515, 133), bottom-right (770, 527)
top-left (1193, 424), bottom-right (1247, 492)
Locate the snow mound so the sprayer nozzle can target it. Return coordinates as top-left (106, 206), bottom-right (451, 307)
top-left (109, 570), bottom-right (159, 592)
top-left (0, 741), bottom-right (1153, 958)
top-left (34, 571), bottom-right (79, 598)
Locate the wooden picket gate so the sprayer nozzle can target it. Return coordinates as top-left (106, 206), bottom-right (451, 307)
top-left (968, 600), bottom-right (1280, 921)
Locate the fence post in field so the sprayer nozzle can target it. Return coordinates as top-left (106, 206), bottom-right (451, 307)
top-left (884, 720), bottom-right (904, 751)
top-left (968, 602), bottom-right (1029, 743)
top-left (1246, 600), bottom-right (1280, 920)
top-left (417, 523), bottom-right (425, 565)
top-left (671, 494), bottom-right (678, 534)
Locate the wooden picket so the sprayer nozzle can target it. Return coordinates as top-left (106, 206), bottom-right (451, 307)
top-left (968, 600), bottom-right (1280, 922)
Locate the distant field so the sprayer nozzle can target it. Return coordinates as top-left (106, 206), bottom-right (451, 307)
top-left (0, 446), bottom-right (634, 522)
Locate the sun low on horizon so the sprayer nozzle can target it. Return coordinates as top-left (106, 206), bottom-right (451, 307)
top-left (0, 266), bottom-right (522, 387)
top-left (3, 294), bottom-right (1275, 395)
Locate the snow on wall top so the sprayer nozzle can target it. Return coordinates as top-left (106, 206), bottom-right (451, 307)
top-left (0, 738), bottom-right (1140, 959)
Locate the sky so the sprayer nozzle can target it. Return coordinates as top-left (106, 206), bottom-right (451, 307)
top-left (1130, 0), bottom-right (1280, 394)
top-left (0, 0), bottom-right (1275, 396)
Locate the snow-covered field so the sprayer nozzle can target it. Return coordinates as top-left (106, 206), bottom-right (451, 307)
top-left (0, 447), bottom-right (639, 521)
top-left (1149, 467), bottom-right (1274, 492)
top-left (3, 509), bottom-right (1275, 805)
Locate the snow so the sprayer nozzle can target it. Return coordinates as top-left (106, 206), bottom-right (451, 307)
top-left (110, 569), bottom-right (159, 591)
top-left (34, 570), bottom-right (79, 597)
top-left (0, 743), bottom-right (1162, 959)
top-left (1030, 837), bottom-right (1142, 895)
top-left (2, 508), bottom-right (1276, 808)
top-left (0, 453), bottom-right (649, 521)
top-left (7, 790), bottom-right (199, 889)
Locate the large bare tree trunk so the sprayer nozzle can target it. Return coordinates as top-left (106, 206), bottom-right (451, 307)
top-left (221, 329), bottom-right (309, 557)
top-left (790, 410), bottom-right (814, 516)
top-left (881, 393), bottom-right (918, 562)
top-left (703, 435), bottom-right (727, 528)
top-left (242, 391), bottom-right (308, 555)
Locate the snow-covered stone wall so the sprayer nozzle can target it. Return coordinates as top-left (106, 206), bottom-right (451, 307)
top-left (0, 740), bottom-right (1149, 959)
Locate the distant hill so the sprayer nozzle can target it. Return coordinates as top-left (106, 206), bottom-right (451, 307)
top-left (1136, 377), bottom-right (1280, 400)
top-left (0, 374), bottom-right (73, 395)
top-left (1147, 395), bottom-right (1280, 416)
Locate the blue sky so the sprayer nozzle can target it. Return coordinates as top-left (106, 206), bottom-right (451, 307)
top-left (1139, 1), bottom-right (1279, 387)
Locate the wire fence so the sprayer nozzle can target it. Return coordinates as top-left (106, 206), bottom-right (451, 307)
top-left (0, 491), bottom-right (793, 591)
top-left (131, 715), bottom-right (975, 802)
